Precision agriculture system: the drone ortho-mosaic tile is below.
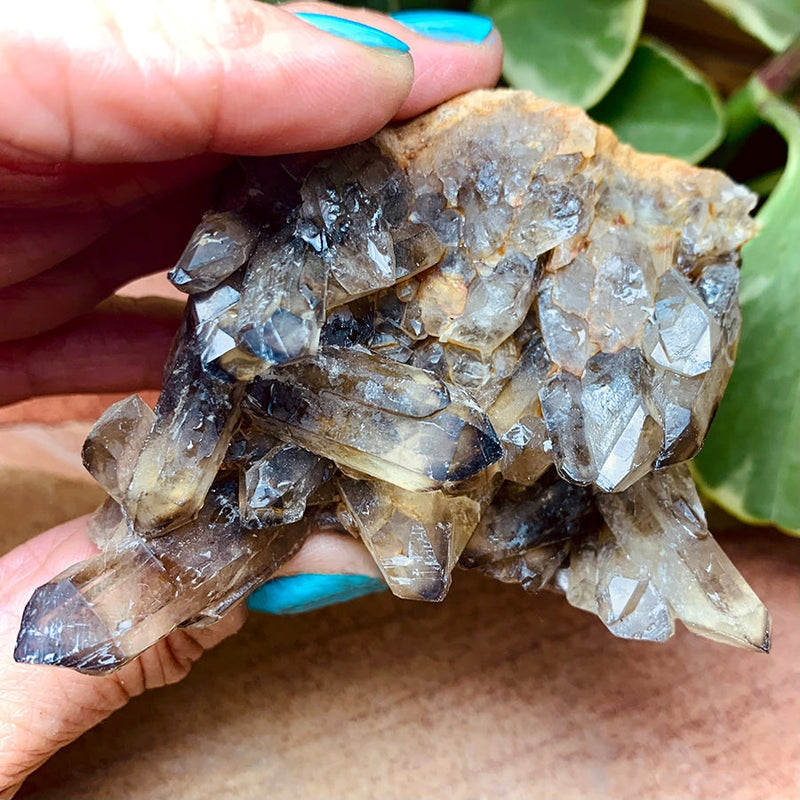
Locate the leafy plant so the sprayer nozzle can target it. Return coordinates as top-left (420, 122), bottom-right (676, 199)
top-left (590, 38), bottom-right (724, 162)
top-left (476, 0), bottom-right (799, 534)
top-left (304, 0), bottom-right (800, 533)
top-left (471, 0), bottom-right (646, 108)
top-left (693, 75), bottom-right (799, 533)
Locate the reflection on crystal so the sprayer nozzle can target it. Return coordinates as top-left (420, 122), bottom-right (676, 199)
top-left (15, 89), bottom-right (767, 674)
top-left (82, 394), bottom-right (154, 503)
top-left (644, 270), bottom-right (720, 377)
top-left (241, 444), bottom-right (332, 526)
top-left (479, 542), bottom-right (570, 593)
top-left (14, 479), bottom-right (319, 674)
top-left (540, 372), bottom-right (595, 485)
top-left (594, 466), bottom-right (770, 651)
top-left (126, 328), bottom-right (244, 533)
top-left (460, 473), bottom-right (600, 568)
top-left (244, 348), bottom-right (502, 492)
top-left (338, 475), bottom-right (486, 601)
top-left (235, 233), bottom-right (328, 369)
top-left (168, 211), bottom-right (257, 294)
top-left (565, 528), bottom-right (676, 642)
top-left (580, 348), bottom-right (662, 492)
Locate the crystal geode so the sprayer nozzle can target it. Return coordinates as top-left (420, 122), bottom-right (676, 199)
top-left (15, 90), bottom-right (770, 674)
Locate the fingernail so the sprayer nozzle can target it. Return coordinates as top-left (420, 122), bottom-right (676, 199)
top-left (247, 573), bottom-right (387, 615)
top-left (294, 12), bottom-right (410, 53)
top-left (390, 10), bottom-right (493, 44)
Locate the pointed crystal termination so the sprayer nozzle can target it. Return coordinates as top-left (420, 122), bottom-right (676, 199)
top-left (337, 474), bottom-right (490, 601)
top-left (594, 465), bottom-right (771, 651)
top-left (189, 282), bottom-right (245, 372)
top-left (240, 443), bottom-right (332, 527)
top-left (234, 232), bottom-right (328, 370)
top-left (81, 394), bottom-right (155, 502)
top-left (297, 142), bottom-right (445, 310)
top-left (13, 479), bottom-right (316, 674)
top-left (126, 326), bottom-right (244, 533)
top-left (564, 527), bottom-right (676, 643)
top-left (243, 348), bottom-right (502, 492)
top-left (477, 542), bottom-right (570, 593)
top-left (168, 211), bottom-right (258, 294)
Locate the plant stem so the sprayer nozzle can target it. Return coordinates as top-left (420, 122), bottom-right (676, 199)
top-left (758, 41), bottom-right (800, 99)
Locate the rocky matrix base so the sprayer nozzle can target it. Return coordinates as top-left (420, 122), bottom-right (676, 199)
top-left (15, 90), bottom-right (770, 675)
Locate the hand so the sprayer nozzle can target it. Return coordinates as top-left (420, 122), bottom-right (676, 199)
top-left (0, 2), bottom-right (503, 794)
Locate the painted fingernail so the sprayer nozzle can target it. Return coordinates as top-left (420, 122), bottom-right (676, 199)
top-left (247, 573), bottom-right (387, 615)
top-left (294, 12), bottom-right (410, 52)
top-left (390, 10), bottom-right (493, 44)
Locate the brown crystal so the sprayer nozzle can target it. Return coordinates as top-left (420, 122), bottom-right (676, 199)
top-left (15, 90), bottom-right (769, 674)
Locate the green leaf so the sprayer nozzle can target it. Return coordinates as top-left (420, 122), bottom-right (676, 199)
top-left (471, 0), bottom-right (645, 108)
top-left (703, 0), bottom-right (800, 53)
top-left (693, 78), bottom-right (800, 534)
top-left (591, 40), bottom-right (725, 163)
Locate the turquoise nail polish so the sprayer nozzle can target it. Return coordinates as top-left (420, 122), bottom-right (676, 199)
top-left (247, 573), bottom-right (387, 615)
top-left (390, 10), bottom-right (493, 44)
top-left (294, 12), bottom-right (410, 52)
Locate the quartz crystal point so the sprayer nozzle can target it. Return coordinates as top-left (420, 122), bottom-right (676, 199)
top-left (337, 473), bottom-right (495, 600)
top-left (125, 327), bottom-right (244, 533)
top-left (592, 466), bottom-right (771, 651)
top-left (565, 527), bottom-right (677, 643)
top-left (240, 443), bottom-right (332, 527)
top-left (14, 479), bottom-right (320, 674)
top-left (168, 211), bottom-right (258, 294)
top-left (15, 89), bottom-right (769, 674)
top-left (81, 394), bottom-right (155, 503)
top-left (243, 347), bottom-right (503, 492)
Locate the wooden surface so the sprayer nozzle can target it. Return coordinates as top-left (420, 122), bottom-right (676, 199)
top-left (0, 423), bottom-right (797, 800)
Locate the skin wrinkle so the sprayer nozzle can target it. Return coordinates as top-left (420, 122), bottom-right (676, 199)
top-left (0, 180), bottom-right (213, 342)
top-left (210, 0), bottom-right (267, 51)
top-left (195, 0), bottom-right (274, 155)
top-left (195, 17), bottom-right (236, 157)
top-left (0, 298), bottom-right (183, 404)
top-left (0, 35), bottom-right (70, 162)
top-left (140, 3), bottom-right (221, 158)
top-left (0, 156), bottom-right (225, 285)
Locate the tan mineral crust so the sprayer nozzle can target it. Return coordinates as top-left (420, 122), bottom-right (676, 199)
top-left (14, 90), bottom-right (770, 674)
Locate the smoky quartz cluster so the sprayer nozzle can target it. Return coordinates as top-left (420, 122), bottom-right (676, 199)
top-left (15, 90), bottom-right (770, 674)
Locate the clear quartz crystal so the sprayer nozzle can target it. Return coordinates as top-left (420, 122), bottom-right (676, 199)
top-left (15, 89), bottom-right (768, 674)
top-left (593, 465), bottom-right (770, 651)
top-left (565, 527), bottom-right (676, 643)
top-left (243, 348), bottom-right (502, 492)
top-left (241, 443), bottom-right (332, 526)
top-left (234, 232), bottom-right (328, 369)
top-left (125, 328), bottom-right (244, 533)
top-left (82, 394), bottom-right (155, 503)
top-left (478, 542), bottom-right (570, 593)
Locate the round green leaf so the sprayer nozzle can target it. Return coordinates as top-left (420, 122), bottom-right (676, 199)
top-left (591, 40), bottom-right (725, 163)
top-left (704, 0), bottom-right (800, 53)
top-left (693, 79), bottom-right (800, 534)
top-left (471, 0), bottom-right (645, 108)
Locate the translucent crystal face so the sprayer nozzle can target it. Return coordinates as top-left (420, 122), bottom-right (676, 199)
top-left (14, 90), bottom-right (769, 675)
